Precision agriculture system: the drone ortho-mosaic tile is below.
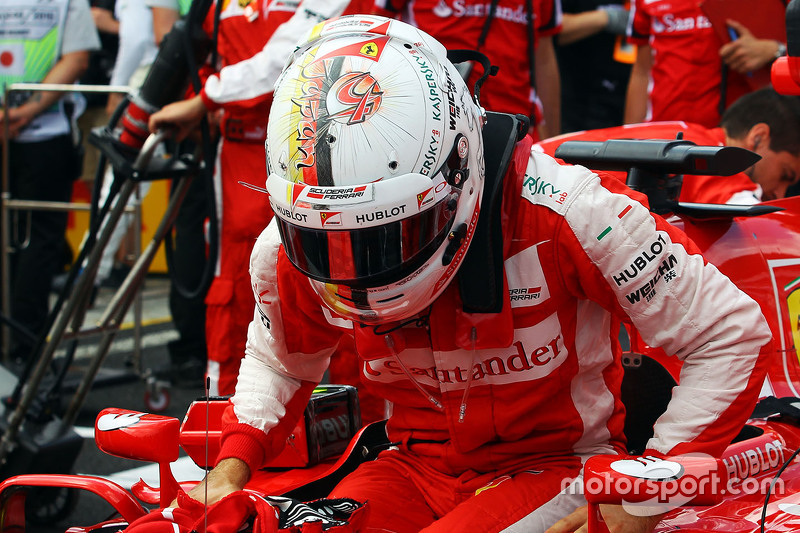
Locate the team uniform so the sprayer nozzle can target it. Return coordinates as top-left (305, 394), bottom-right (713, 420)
top-left (218, 140), bottom-right (770, 530)
top-left (188, 14), bottom-right (773, 531)
top-left (535, 121), bottom-right (761, 204)
top-left (197, 0), bottom-right (294, 396)
top-left (373, 0), bottom-right (562, 131)
top-left (629, 0), bottom-right (755, 128)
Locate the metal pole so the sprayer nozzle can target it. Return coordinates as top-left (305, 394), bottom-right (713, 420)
top-left (61, 175), bottom-right (192, 429)
top-left (2, 84), bottom-right (10, 361)
top-left (132, 184), bottom-right (143, 372)
top-left (3, 83), bottom-right (134, 95)
top-left (59, 130), bottom-right (182, 428)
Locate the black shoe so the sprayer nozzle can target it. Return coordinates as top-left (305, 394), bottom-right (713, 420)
top-left (154, 359), bottom-right (205, 389)
top-left (51, 273), bottom-right (69, 293)
top-left (5, 356), bottom-right (27, 378)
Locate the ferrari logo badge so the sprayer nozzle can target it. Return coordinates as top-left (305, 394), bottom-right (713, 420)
top-left (360, 42), bottom-right (379, 57)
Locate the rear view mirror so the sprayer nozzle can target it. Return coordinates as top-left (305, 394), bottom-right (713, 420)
top-left (95, 408), bottom-right (180, 464)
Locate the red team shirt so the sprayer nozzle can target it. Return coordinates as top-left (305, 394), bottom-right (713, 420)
top-left (193, 0), bottom-right (300, 396)
top-left (629, 0), bottom-right (753, 128)
top-left (199, 1), bottom-right (372, 116)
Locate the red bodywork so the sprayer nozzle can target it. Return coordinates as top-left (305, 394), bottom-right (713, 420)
top-left (692, 198), bottom-right (800, 400)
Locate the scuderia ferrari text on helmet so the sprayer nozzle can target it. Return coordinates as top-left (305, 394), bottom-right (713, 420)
top-left (265, 15), bottom-right (486, 324)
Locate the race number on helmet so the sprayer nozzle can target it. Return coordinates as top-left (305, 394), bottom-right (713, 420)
top-left (265, 15), bottom-right (485, 324)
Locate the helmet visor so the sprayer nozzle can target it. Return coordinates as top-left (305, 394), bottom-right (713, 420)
top-left (276, 196), bottom-right (456, 289)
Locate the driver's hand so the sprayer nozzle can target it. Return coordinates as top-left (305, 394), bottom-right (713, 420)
top-left (172, 457), bottom-right (251, 508)
top-left (546, 504), bottom-right (664, 533)
top-left (148, 95), bottom-right (207, 142)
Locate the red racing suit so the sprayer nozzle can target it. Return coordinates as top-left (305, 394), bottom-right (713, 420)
top-left (219, 137), bottom-right (771, 530)
top-left (197, 0), bottom-right (368, 395)
top-left (629, 0), bottom-right (767, 128)
top-left (534, 121), bottom-right (761, 204)
top-left (373, 0), bottom-right (562, 130)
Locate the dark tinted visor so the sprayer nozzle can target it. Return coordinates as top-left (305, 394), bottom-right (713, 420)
top-left (277, 197), bottom-right (455, 289)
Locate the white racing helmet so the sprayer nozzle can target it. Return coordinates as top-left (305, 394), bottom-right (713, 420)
top-left (265, 15), bottom-right (485, 324)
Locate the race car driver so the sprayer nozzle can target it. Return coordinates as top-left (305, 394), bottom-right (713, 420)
top-left (178, 15), bottom-right (772, 533)
top-left (535, 87), bottom-right (800, 204)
